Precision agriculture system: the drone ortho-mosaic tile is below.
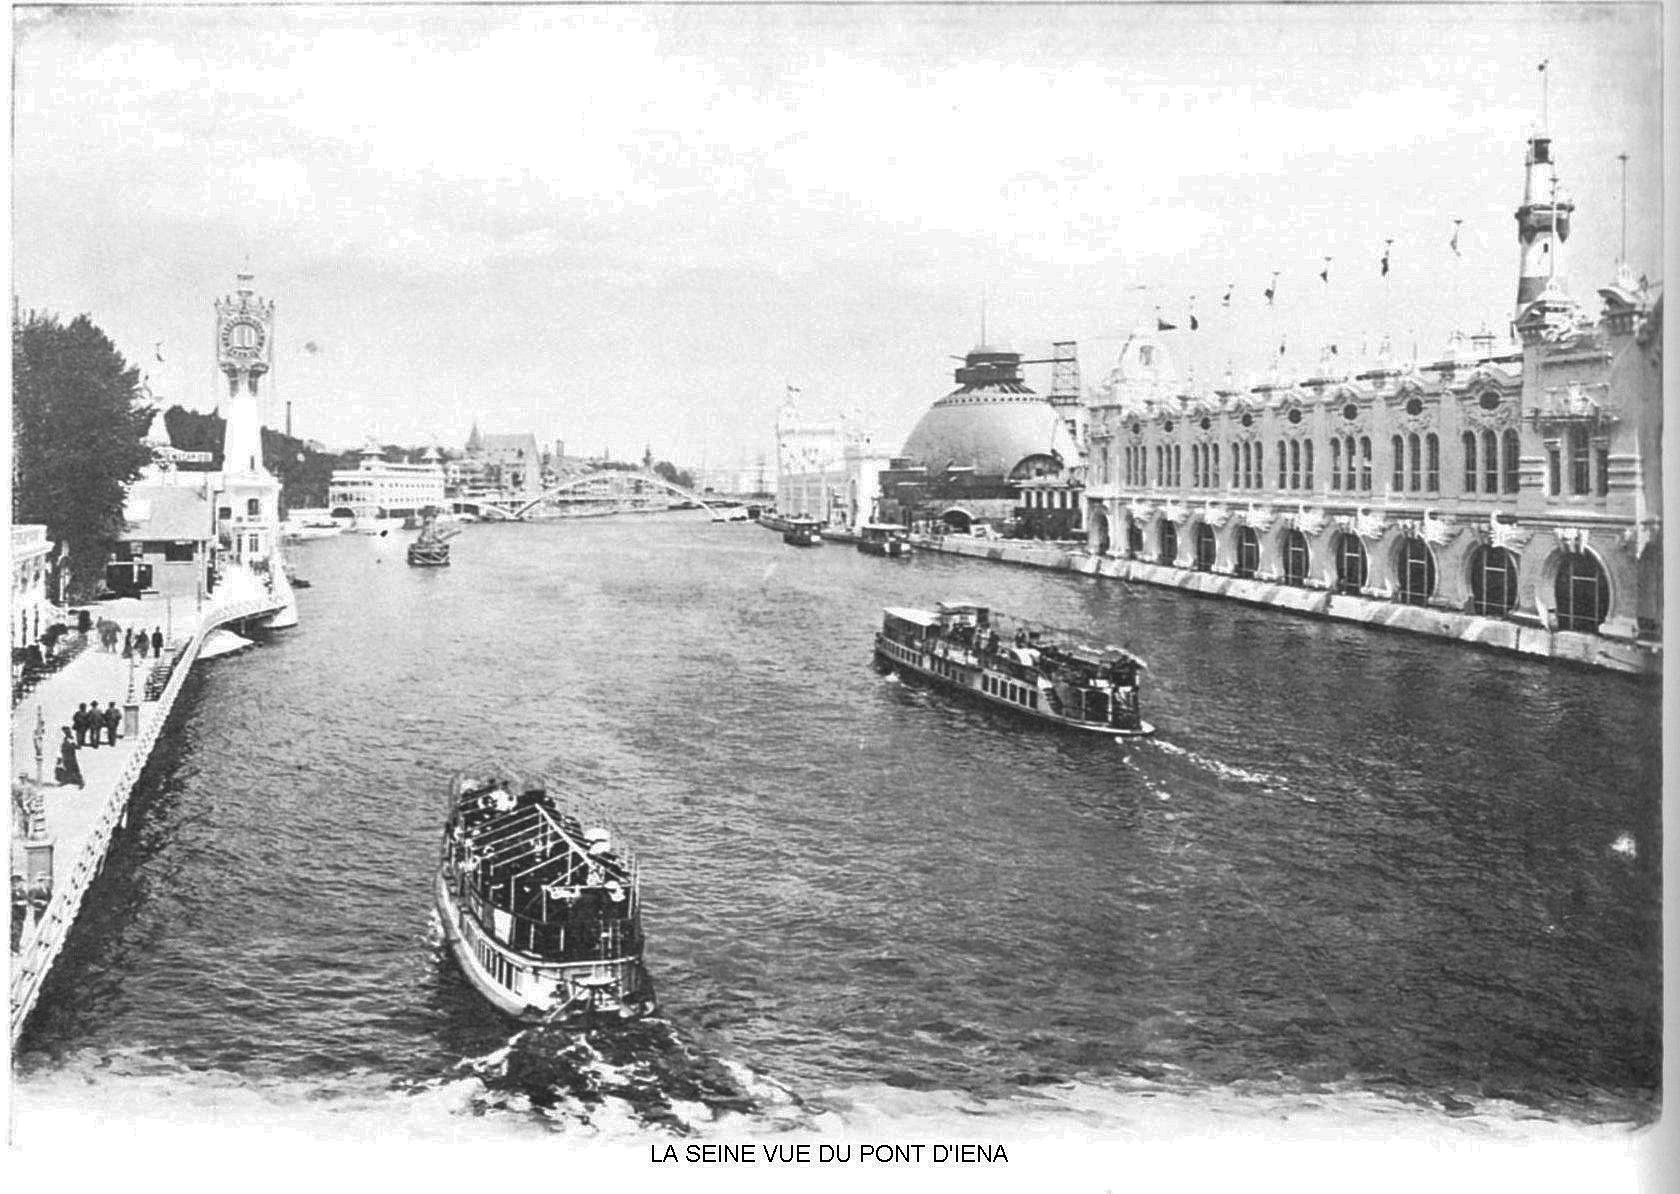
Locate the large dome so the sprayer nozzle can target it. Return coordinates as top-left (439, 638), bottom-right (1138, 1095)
top-left (900, 347), bottom-right (1074, 475)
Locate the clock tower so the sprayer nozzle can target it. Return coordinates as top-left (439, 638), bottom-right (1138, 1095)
top-left (213, 271), bottom-right (282, 569)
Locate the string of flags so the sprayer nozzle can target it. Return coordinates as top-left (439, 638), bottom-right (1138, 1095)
top-left (1134, 215), bottom-right (1481, 332)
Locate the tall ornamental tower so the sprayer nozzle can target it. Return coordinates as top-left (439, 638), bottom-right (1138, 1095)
top-left (1513, 132), bottom-right (1574, 318)
top-left (213, 271), bottom-right (283, 568)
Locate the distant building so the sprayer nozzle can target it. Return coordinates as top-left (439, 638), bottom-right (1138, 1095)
top-left (878, 345), bottom-right (1080, 533)
top-left (12, 525), bottom-right (55, 649)
top-left (775, 392), bottom-right (889, 530)
top-left (1082, 128), bottom-right (1662, 653)
top-left (462, 422), bottom-right (542, 499)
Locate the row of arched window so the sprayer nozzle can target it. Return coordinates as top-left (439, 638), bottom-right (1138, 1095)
top-left (1119, 522), bottom-right (1610, 631)
top-left (1115, 427), bottom-right (1525, 498)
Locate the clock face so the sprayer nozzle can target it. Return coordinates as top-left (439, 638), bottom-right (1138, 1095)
top-left (220, 316), bottom-right (267, 360)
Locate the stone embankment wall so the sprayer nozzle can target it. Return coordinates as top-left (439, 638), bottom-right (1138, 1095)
top-left (913, 534), bottom-right (1659, 676)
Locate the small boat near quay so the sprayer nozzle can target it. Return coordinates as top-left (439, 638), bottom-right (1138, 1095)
top-left (875, 602), bottom-right (1154, 737)
top-left (407, 510), bottom-right (460, 567)
top-left (782, 516), bottom-right (822, 547)
top-left (857, 522), bottom-right (912, 558)
top-left (437, 766), bottom-right (656, 1022)
top-left (757, 510), bottom-right (794, 533)
top-left (281, 509), bottom-right (344, 541)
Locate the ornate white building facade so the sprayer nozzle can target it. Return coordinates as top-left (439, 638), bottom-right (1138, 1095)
top-left (775, 394), bottom-right (889, 529)
top-left (1082, 131), bottom-right (1662, 670)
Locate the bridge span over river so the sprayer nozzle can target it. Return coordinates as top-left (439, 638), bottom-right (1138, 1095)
top-left (451, 468), bottom-right (749, 522)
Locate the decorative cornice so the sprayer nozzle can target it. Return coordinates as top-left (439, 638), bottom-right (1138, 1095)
top-left (1127, 499), bottom-right (1155, 523)
top-left (1551, 524), bottom-right (1591, 554)
top-left (1162, 499), bottom-right (1188, 526)
top-left (1292, 505), bottom-right (1326, 537)
top-left (1201, 501), bottom-right (1229, 529)
top-left (1243, 501), bottom-right (1274, 532)
top-left (1400, 509), bottom-right (1453, 546)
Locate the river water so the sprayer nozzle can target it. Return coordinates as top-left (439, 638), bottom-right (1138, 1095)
top-left (12, 516), bottom-right (1662, 1143)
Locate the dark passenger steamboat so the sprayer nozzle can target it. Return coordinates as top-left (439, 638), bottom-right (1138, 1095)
top-left (876, 602), bottom-right (1154, 737)
top-left (436, 767), bottom-right (655, 1021)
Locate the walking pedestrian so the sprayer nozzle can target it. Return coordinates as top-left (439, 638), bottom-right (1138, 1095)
top-left (84, 698), bottom-right (103, 749)
top-left (137, 633), bottom-right (149, 661)
top-left (103, 701), bottom-right (121, 745)
top-left (123, 627), bottom-right (134, 656)
top-left (151, 627), bottom-right (164, 656)
top-left (72, 703), bottom-right (89, 747)
top-left (10, 874), bottom-right (27, 952)
top-left (27, 874), bottom-right (51, 925)
top-left (57, 727), bottom-right (83, 789)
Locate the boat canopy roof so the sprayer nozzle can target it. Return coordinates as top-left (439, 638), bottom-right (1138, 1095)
top-left (936, 601), bottom-right (989, 618)
top-left (859, 522), bottom-right (906, 534)
top-left (882, 606), bottom-right (941, 628)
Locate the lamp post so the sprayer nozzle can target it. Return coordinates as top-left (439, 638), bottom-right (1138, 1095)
top-left (124, 652), bottom-right (140, 737)
top-left (33, 705), bottom-right (45, 785)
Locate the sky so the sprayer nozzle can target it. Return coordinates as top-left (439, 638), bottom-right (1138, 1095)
top-left (9, 3), bottom-right (1665, 472)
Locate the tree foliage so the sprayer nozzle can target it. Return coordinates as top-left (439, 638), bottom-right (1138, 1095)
top-left (162, 404), bottom-right (349, 510)
top-left (11, 310), bottom-right (154, 599)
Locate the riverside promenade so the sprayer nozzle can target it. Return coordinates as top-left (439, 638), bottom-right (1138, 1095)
top-left (911, 532), bottom-right (1659, 675)
top-left (9, 565), bottom-right (292, 1046)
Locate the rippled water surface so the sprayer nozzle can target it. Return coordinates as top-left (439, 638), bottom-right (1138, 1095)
top-left (14, 518), bottom-right (1662, 1135)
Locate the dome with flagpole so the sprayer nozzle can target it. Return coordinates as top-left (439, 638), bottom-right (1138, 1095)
top-left (900, 343), bottom-right (1077, 477)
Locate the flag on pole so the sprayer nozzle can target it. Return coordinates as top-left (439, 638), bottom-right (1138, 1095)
top-left (1155, 307), bottom-right (1177, 333)
top-left (1222, 283), bottom-right (1234, 307)
top-left (1450, 220), bottom-right (1462, 258)
top-left (1278, 336), bottom-right (1287, 357)
top-left (154, 341), bottom-right (165, 363)
top-left (1380, 240), bottom-right (1392, 277)
top-left (1263, 272), bottom-right (1278, 305)
top-left (1320, 257), bottom-right (1331, 284)
top-left (304, 341), bottom-right (321, 354)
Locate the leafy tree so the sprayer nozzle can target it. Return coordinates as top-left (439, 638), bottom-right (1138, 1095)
top-left (12, 310), bottom-right (153, 599)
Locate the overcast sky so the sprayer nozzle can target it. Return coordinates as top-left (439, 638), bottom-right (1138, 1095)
top-left (11, 3), bottom-right (1663, 469)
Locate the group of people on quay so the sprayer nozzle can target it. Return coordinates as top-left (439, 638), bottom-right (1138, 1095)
top-left (91, 619), bottom-right (166, 660)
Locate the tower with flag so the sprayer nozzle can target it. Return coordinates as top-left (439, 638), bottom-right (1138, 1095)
top-left (1514, 65), bottom-right (1574, 318)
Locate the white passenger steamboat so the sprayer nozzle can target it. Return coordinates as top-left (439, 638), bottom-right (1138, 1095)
top-left (875, 602), bottom-right (1154, 737)
top-left (436, 767), bottom-right (655, 1021)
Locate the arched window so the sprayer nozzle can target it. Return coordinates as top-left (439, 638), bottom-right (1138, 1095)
top-left (1395, 537), bottom-right (1436, 606)
top-left (1255, 442), bottom-right (1264, 489)
top-left (1567, 426), bottom-right (1590, 494)
top-left (1235, 526), bottom-right (1260, 578)
top-left (1407, 433), bottom-right (1421, 491)
top-left (1190, 444), bottom-right (1201, 488)
top-left (1174, 445), bottom-right (1183, 488)
top-left (1483, 429), bottom-right (1500, 495)
top-left (1425, 433), bottom-right (1440, 493)
top-left (1463, 431), bottom-right (1478, 492)
top-left (1330, 437), bottom-right (1342, 490)
top-left (1277, 440), bottom-right (1287, 490)
top-left (1241, 441), bottom-right (1252, 489)
top-left (1194, 523), bottom-right (1217, 571)
top-left (1359, 437), bottom-right (1372, 491)
top-left (1335, 532), bottom-right (1368, 594)
top-left (1555, 551), bottom-right (1610, 632)
top-left (1212, 444), bottom-right (1220, 488)
top-left (1231, 441), bottom-right (1240, 489)
top-left (1282, 529), bottom-right (1310, 586)
top-left (1469, 545), bottom-right (1518, 617)
top-left (1126, 521), bottom-right (1145, 556)
top-left (1303, 440), bottom-right (1314, 490)
top-left (1289, 440), bottom-right (1301, 490)
top-left (1391, 435), bottom-right (1405, 492)
top-left (1159, 520), bottom-right (1178, 566)
top-left (1500, 429), bottom-right (1518, 494)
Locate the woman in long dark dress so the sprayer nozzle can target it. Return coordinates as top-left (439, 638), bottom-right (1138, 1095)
top-left (56, 727), bottom-right (83, 789)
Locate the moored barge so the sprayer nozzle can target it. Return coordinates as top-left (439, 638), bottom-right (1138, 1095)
top-left (875, 602), bottom-right (1154, 737)
top-left (782, 516), bottom-right (822, 547)
top-left (437, 767), bottom-right (655, 1021)
top-left (857, 522), bottom-right (912, 557)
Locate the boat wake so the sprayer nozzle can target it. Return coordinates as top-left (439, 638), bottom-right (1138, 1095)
top-left (456, 1017), bottom-right (814, 1136)
top-left (1146, 738), bottom-right (1290, 792)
